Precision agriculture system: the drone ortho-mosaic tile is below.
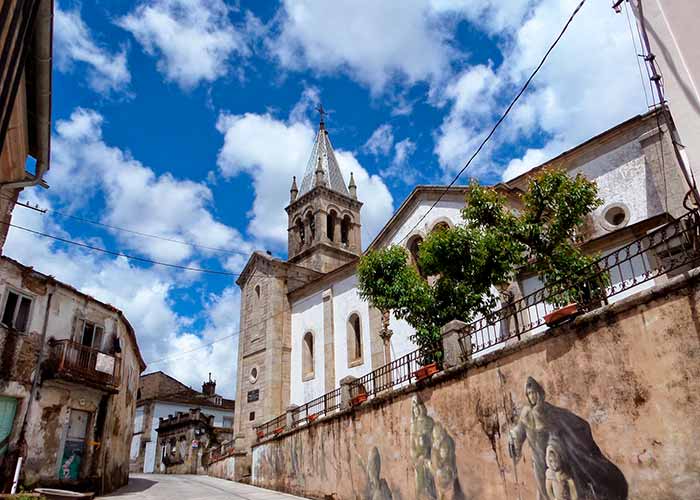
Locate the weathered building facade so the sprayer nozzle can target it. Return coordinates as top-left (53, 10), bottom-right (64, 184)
top-left (232, 107), bottom-right (694, 481)
top-left (0, 256), bottom-right (146, 494)
top-left (130, 371), bottom-right (235, 474)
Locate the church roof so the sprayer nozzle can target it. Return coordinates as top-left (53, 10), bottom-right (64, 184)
top-left (298, 121), bottom-right (350, 197)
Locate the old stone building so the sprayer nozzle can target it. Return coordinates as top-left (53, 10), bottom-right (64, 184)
top-left (0, 256), bottom-right (146, 494)
top-left (154, 408), bottom-right (233, 475)
top-left (0, 0), bottom-right (53, 252)
top-left (130, 371), bottom-right (235, 474)
top-left (232, 107), bottom-right (692, 477)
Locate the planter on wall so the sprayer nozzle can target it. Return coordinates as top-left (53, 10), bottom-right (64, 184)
top-left (256, 430), bottom-right (265, 440)
top-left (307, 413), bottom-right (319, 423)
top-left (544, 303), bottom-right (579, 326)
top-left (414, 362), bottom-right (439, 382)
top-left (350, 392), bottom-right (368, 406)
top-left (273, 427), bottom-right (284, 435)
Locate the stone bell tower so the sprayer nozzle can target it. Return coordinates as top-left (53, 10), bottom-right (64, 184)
top-left (285, 112), bottom-right (363, 274)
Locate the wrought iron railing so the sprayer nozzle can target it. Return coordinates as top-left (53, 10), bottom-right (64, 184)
top-left (48, 339), bottom-right (121, 389)
top-left (462, 209), bottom-right (700, 355)
top-left (290, 387), bottom-right (341, 428)
top-left (255, 210), bottom-right (700, 441)
top-left (255, 413), bottom-right (286, 440)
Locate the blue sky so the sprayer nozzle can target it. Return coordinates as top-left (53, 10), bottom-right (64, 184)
top-left (6, 0), bottom-right (648, 395)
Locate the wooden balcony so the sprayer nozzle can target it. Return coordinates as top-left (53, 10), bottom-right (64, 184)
top-left (47, 339), bottom-right (121, 392)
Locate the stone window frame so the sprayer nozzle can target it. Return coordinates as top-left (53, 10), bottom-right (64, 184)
top-left (405, 232), bottom-right (426, 276)
top-left (249, 365), bottom-right (259, 384)
top-left (0, 285), bottom-right (35, 334)
top-left (429, 217), bottom-right (453, 233)
top-left (302, 330), bottom-right (315, 381)
top-left (346, 311), bottom-right (364, 368)
top-left (326, 208), bottom-right (338, 242)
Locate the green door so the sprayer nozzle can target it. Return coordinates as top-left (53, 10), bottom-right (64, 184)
top-left (0, 396), bottom-right (18, 457)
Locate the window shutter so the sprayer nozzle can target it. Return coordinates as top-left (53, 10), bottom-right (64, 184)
top-left (94, 326), bottom-right (104, 350)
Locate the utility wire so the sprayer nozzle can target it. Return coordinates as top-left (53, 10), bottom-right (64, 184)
top-left (622, 0), bottom-right (650, 108)
top-left (11, 198), bottom-right (248, 258)
top-left (2, 221), bottom-right (244, 277)
top-left (397, 0), bottom-right (588, 245)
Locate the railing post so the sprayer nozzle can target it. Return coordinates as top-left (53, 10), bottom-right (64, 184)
top-left (285, 405), bottom-right (298, 430)
top-left (340, 376), bottom-right (357, 410)
top-left (441, 320), bottom-right (470, 368)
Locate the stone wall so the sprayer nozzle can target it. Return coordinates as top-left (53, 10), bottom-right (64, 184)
top-left (251, 271), bottom-right (700, 500)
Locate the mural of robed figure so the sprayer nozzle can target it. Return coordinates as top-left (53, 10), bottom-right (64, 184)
top-left (508, 377), bottom-right (628, 500)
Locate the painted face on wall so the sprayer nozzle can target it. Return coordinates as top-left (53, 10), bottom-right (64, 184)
top-left (546, 445), bottom-right (561, 472)
top-left (526, 385), bottom-right (539, 406)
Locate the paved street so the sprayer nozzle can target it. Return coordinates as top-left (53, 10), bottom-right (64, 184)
top-left (100, 474), bottom-right (309, 500)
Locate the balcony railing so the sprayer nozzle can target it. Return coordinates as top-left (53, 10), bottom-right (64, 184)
top-left (254, 210), bottom-right (700, 441)
top-left (47, 339), bottom-right (121, 390)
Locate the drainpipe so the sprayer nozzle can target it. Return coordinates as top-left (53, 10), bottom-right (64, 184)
top-left (14, 285), bottom-right (54, 487)
top-left (0, 0), bottom-right (53, 193)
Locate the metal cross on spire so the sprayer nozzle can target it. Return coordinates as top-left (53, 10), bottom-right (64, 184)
top-left (316, 104), bottom-right (326, 128)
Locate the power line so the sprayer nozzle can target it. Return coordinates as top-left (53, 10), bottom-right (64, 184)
top-left (622, 0), bottom-right (650, 108)
top-left (2, 221), bottom-right (244, 277)
top-left (398, 0), bottom-right (588, 245)
top-left (12, 198), bottom-right (249, 257)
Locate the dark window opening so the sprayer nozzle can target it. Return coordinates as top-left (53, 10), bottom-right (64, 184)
top-left (2, 290), bottom-right (32, 332)
top-left (327, 210), bottom-right (337, 241)
top-left (249, 411), bottom-right (255, 421)
top-left (341, 216), bottom-right (351, 246)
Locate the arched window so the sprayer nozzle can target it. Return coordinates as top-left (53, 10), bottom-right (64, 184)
top-left (327, 210), bottom-right (337, 241)
top-left (302, 332), bottom-right (314, 379)
top-left (254, 284), bottom-right (261, 299)
top-left (296, 218), bottom-right (305, 246)
top-left (431, 221), bottom-right (450, 233)
top-left (408, 235), bottom-right (424, 276)
top-left (347, 313), bottom-right (362, 365)
top-left (341, 215), bottom-right (351, 246)
top-left (306, 212), bottom-right (316, 242)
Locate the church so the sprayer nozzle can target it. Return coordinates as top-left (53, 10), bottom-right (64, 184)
top-left (231, 106), bottom-right (690, 469)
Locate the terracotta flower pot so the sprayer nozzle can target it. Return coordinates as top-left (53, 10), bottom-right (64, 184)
top-left (308, 413), bottom-right (318, 422)
top-left (544, 303), bottom-right (579, 326)
top-left (256, 430), bottom-right (265, 440)
top-left (350, 392), bottom-right (368, 406)
top-left (414, 362), bottom-right (439, 381)
top-left (273, 427), bottom-right (284, 435)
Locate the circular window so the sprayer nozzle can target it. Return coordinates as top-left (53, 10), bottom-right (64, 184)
top-left (249, 367), bottom-right (258, 384)
top-left (601, 204), bottom-right (630, 231)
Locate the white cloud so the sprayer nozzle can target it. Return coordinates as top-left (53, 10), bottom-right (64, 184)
top-left (268, 0), bottom-right (457, 92)
top-left (54, 3), bottom-right (130, 94)
top-left (216, 96), bottom-right (393, 249)
top-left (363, 124), bottom-right (394, 156)
top-left (118, 0), bottom-right (250, 89)
top-left (432, 0), bottom-right (647, 181)
top-left (393, 138), bottom-right (417, 167)
top-left (49, 108), bottom-right (251, 264)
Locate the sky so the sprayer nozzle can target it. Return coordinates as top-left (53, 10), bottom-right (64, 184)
top-left (6, 0), bottom-right (650, 397)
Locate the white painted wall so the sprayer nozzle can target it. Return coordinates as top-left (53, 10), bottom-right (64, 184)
top-left (290, 292), bottom-right (325, 406)
top-left (139, 400), bottom-right (234, 473)
top-left (331, 274), bottom-right (372, 386)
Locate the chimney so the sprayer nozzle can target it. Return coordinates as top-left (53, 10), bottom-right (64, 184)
top-left (202, 373), bottom-right (216, 396)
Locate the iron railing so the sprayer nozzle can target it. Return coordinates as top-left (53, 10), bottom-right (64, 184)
top-left (290, 387), bottom-right (341, 428)
top-left (255, 413), bottom-right (286, 440)
top-left (48, 339), bottom-right (122, 389)
top-left (462, 209), bottom-right (700, 355)
top-left (255, 210), bottom-right (700, 441)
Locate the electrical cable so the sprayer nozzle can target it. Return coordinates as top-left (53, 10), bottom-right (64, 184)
top-left (623, 0), bottom-right (650, 108)
top-left (1, 220), bottom-right (244, 277)
top-left (397, 0), bottom-right (589, 245)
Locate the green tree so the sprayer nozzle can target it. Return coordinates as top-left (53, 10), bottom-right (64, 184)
top-left (357, 169), bottom-right (603, 365)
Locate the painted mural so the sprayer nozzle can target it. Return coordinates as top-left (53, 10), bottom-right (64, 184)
top-left (509, 377), bottom-right (628, 500)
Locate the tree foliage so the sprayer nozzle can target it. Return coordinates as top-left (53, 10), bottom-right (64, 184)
top-left (357, 169), bottom-right (603, 362)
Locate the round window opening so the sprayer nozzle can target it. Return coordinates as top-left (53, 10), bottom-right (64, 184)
top-left (603, 205), bottom-right (629, 229)
top-left (249, 367), bottom-right (258, 384)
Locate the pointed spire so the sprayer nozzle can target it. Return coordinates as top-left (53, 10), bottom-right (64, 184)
top-left (290, 175), bottom-right (298, 202)
top-left (348, 172), bottom-right (357, 199)
top-left (315, 155), bottom-right (326, 187)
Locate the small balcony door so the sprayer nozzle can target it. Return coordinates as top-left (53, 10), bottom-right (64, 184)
top-left (58, 409), bottom-right (90, 480)
top-left (78, 320), bottom-right (104, 351)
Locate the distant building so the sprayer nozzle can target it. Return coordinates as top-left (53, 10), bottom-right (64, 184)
top-left (129, 371), bottom-right (235, 474)
top-left (0, 0), bottom-right (53, 251)
top-left (231, 108), bottom-right (692, 478)
top-left (0, 256), bottom-right (146, 494)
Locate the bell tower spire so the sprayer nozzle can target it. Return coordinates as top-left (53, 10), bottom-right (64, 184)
top-left (285, 108), bottom-right (363, 273)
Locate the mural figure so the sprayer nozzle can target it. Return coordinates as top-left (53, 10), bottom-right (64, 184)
top-left (545, 434), bottom-right (577, 500)
top-left (410, 396), bottom-right (465, 500)
top-left (367, 447), bottom-right (393, 500)
top-left (508, 377), bottom-right (628, 500)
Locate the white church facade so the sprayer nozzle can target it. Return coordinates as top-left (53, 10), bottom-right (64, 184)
top-left (231, 107), bottom-right (690, 470)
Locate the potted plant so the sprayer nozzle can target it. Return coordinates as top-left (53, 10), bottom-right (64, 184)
top-left (350, 385), bottom-right (368, 406)
top-left (273, 427), bottom-right (284, 435)
top-left (307, 413), bottom-right (319, 423)
top-left (256, 430), bottom-right (265, 440)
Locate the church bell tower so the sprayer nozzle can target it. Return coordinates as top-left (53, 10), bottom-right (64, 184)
top-left (285, 111), bottom-right (363, 274)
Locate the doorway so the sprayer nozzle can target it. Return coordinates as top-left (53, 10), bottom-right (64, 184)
top-left (58, 409), bottom-right (90, 480)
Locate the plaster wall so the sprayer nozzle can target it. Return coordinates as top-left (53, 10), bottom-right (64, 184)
top-left (330, 273), bottom-right (372, 386)
top-left (252, 272), bottom-right (700, 500)
top-left (290, 292), bottom-right (325, 406)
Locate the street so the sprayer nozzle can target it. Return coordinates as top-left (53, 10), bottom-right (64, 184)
top-left (100, 474), bottom-right (309, 500)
